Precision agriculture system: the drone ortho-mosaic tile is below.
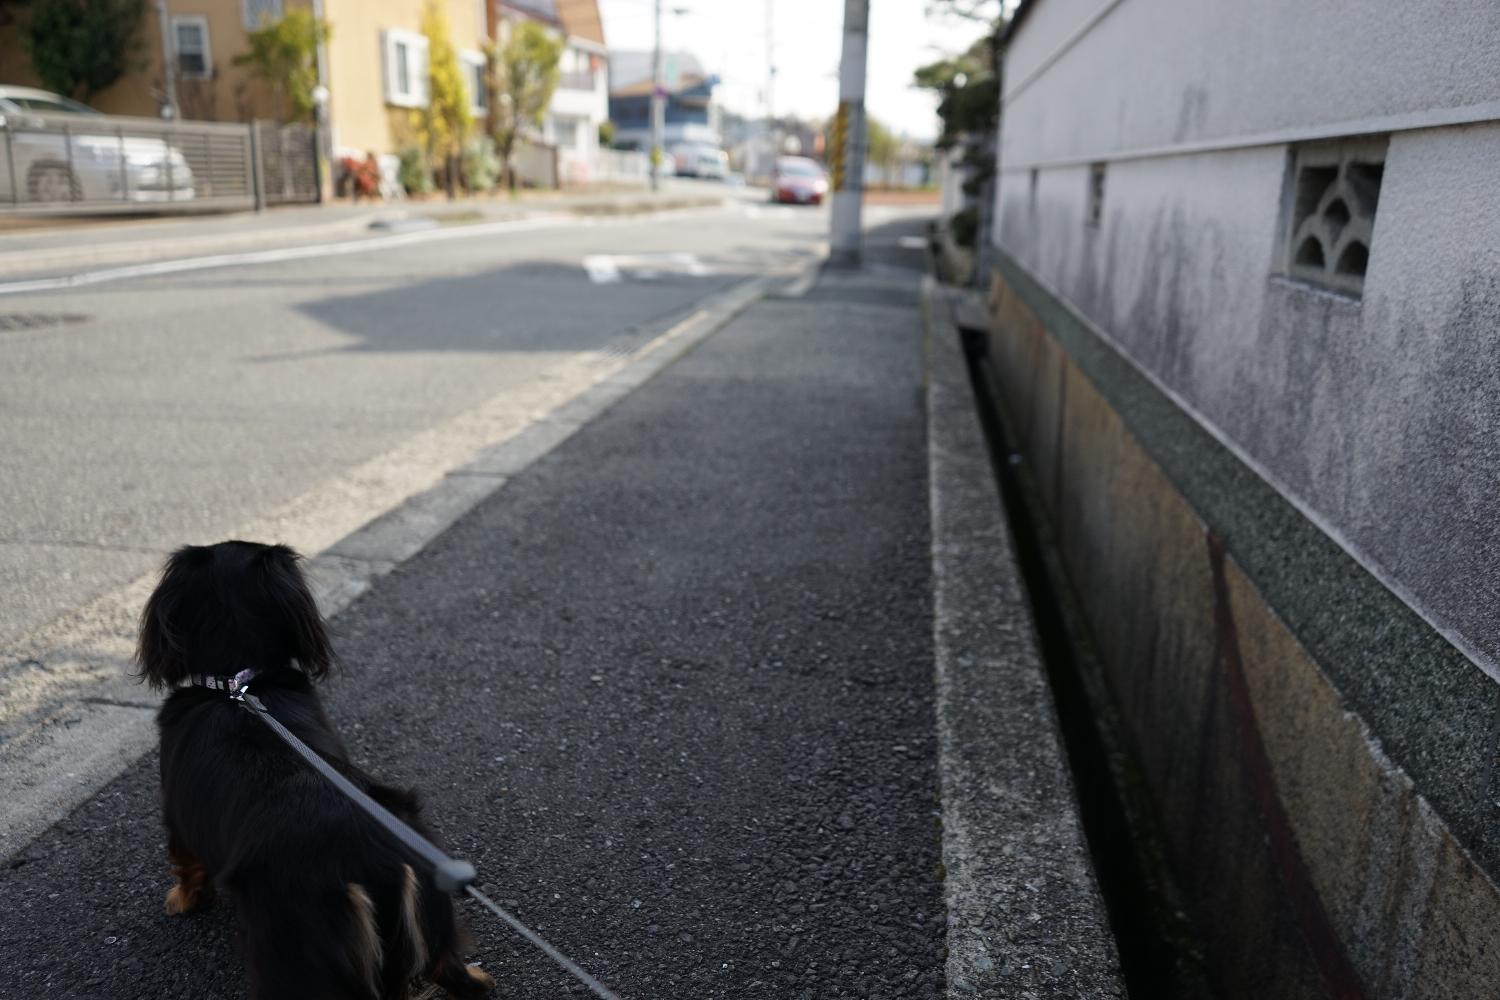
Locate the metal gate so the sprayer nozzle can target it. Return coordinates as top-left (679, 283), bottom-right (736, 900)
top-left (252, 121), bottom-right (320, 206)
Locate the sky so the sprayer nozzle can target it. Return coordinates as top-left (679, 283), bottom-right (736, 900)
top-left (598, 1), bottom-right (996, 143)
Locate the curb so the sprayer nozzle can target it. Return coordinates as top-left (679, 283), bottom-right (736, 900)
top-left (0, 211), bottom-right (383, 278)
top-left (924, 276), bottom-right (1125, 998)
top-left (0, 195), bottom-right (731, 280)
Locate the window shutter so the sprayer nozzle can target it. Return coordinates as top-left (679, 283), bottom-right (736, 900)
top-left (381, 30), bottom-right (396, 103)
top-left (415, 37), bottom-right (431, 106)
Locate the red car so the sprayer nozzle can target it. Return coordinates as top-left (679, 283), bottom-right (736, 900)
top-left (772, 156), bottom-right (829, 205)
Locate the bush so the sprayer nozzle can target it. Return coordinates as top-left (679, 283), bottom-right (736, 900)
top-left (462, 136), bottom-right (500, 192)
top-left (397, 147), bottom-right (433, 195)
top-left (24, 0), bottom-right (145, 102)
top-left (950, 206), bottom-right (979, 248)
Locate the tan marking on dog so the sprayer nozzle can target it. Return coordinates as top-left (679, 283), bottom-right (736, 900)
top-left (346, 882), bottom-right (383, 998)
top-left (429, 955), bottom-right (495, 997)
top-left (399, 863), bottom-right (428, 977)
top-left (464, 965), bottom-right (495, 990)
top-left (164, 850), bottom-right (210, 915)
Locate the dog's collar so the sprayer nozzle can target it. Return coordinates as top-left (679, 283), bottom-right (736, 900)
top-left (189, 667), bottom-right (259, 697)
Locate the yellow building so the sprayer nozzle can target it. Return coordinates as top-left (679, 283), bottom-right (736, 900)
top-left (0, 0), bottom-right (488, 157)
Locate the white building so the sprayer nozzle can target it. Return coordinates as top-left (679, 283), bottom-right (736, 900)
top-left (494, 0), bottom-right (612, 184)
top-left (988, 2), bottom-right (1500, 996)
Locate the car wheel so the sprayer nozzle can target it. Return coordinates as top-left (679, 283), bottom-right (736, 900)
top-left (28, 163), bottom-right (80, 202)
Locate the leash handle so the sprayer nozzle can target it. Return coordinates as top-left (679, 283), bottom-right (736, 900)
top-left (236, 691), bottom-right (475, 893)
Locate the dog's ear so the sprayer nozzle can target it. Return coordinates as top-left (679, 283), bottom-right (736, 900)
top-left (257, 544), bottom-right (335, 681)
top-left (136, 545), bottom-right (214, 690)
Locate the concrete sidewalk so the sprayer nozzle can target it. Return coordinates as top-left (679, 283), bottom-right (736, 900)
top-left (0, 182), bottom-right (732, 278)
top-left (0, 223), bottom-right (1119, 998)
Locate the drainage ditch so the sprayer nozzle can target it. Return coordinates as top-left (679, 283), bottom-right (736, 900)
top-left (956, 324), bottom-right (1215, 999)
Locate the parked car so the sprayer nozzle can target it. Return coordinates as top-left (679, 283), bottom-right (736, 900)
top-left (771, 156), bottom-right (828, 205)
top-left (671, 143), bottom-right (730, 180)
top-left (0, 86), bottom-right (195, 204)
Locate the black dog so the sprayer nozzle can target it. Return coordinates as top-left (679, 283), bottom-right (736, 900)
top-left (137, 540), bottom-right (494, 1000)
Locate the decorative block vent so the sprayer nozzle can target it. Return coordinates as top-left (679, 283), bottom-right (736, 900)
top-left (1285, 139), bottom-right (1386, 296)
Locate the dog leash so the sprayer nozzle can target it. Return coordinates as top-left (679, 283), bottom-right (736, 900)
top-left (231, 686), bottom-right (625, 1000)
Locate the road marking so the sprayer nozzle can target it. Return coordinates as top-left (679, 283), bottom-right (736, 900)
top-left (582, 252), bottom-right (713, 283)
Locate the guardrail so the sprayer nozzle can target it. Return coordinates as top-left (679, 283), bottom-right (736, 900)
top-left (0, 112), bottom-right (319, 215)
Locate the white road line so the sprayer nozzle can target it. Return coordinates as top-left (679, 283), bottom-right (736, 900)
top-left (0, 216), bottom-right (566, 296)
top-left (581, 252), bottom-right (713, 283)
top-left (583, 254), bottom-right (623, 283)
top-left (0, 204), bottom-right (733, 297)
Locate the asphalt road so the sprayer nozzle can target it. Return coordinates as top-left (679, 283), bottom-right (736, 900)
top-left (0, 219), bottom-right (946, 998)
top-left (0, 198), bottom-right (829, 650)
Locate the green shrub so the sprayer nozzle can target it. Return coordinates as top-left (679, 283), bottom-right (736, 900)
top-left (950, 206), bottom-right (979, 248)
top-left (397, 146), bottom-right (433, 195)
top-left (462, 136), bottom-right (500, 192)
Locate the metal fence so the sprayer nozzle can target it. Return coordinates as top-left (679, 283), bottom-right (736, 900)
top-left (511, 140), bottom-right (559, 189)
top-left (560, 148), bottom-right (651, 187)
top-left (254, 121), bottom-right (319, 206)
top-left (0, 112), bottom-right (320, 214)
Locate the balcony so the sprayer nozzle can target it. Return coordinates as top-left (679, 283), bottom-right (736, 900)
top-left (559, 70), bottom-right (597, 91)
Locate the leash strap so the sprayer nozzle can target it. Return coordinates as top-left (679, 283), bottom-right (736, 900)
top-left (233, 688), bottom-right (624, 1000)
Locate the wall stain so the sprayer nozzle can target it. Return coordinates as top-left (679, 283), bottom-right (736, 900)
top-left (1206, 530), bottom-right (1368, 1000)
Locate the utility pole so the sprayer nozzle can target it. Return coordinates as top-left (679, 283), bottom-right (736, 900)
top-left (650, 0), bottom-right (664, 192)
top-left (829, 0), bottom-right (868, 267)
top-left (155, 0), bottom-right (179, 120)
top-left (765, 0), bottom-right (775, 174)
top-left (312, 0), bottom-right (332, 202)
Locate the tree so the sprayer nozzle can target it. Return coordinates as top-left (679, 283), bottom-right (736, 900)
top-left (913, 35), bottom-right (999, 151)
top-left (412, 1), bottom-right (473, 199)
top-left (485, 19), bottom-right (561, 191)
top-left (22, 0), bottom-right (145, 103)
top-left (232, 8), bottom-right (330, 124)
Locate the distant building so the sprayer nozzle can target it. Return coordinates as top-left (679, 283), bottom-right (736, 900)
top-left (607, 49), bottom-right (719, 151)
top-left (491, 0), bottom-right (609, 182)
top-left (987, 1), bottom-right (1500, 997)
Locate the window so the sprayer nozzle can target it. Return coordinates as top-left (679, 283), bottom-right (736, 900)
top-left (552, 117), bottom-right (580, 149)
top-left (172, 16), bottom-right (211, 79)
top-left (461, 50), bottom-right (487, 115)
top-left (1085, 162), bottom-right (1105, 228)
top-left (558, 47), bottom-right (595, 91)
top-left (241, 0), bottom-right (283, 30)
top-left (382, 29), bottom-right (429, 108)
top-left (1282, 138), bottom-right (1386, 297)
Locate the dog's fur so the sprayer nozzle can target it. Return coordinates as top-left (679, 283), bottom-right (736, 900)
top-left (137, 540), bottom-right (494, 1000)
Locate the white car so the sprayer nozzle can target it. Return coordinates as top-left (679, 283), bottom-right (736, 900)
top-left (670, 143), bottom-right (729, 181)
top-left (0, 86), bottom-right (195, 204)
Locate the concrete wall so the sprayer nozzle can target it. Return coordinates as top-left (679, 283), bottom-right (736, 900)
top-left (984, 266), bottom-right (1500, 997)
top-left (991, 0), bottom-right (1500, 995)
top-left (998, 0), bottom-right (1500, 683)
top-left (1001, 0), bottom-right (1500, 167)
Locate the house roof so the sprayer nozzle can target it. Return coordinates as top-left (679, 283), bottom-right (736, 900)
top-left (556, 0), bottom-right (605, 47)
top-left (609, 73), bottom-right (709, 98)
top-left (609, 50), bottom-right (706, 91)
top-left (502, 0), bottom-right (561, 24)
